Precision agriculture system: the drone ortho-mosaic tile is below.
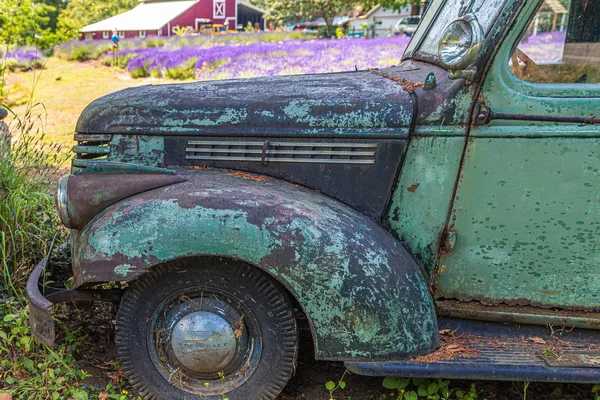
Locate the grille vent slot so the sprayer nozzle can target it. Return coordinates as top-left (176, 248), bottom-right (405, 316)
top-left (186, 141), bottom-right (377, 165)
top-left (72, 133), bottom-right (112, 171)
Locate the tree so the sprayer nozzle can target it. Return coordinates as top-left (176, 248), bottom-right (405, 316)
top-left (374, 0), bottom-right (422, 15)
top-left (0, 0), bottom-right (59, 49)
top-left (264, 0), bottom-right (421, 38)
top-left (268, 0), bottom-right (357, 37)
top-left (57, 0), bottom-right (138, 40)
top-left (40, 0), bottom-right (69, 32)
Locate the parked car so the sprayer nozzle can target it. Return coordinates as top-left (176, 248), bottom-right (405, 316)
top-left (28, 0), bottom-right (600, 398)
top-left (393, 15), bottom-right (421, 36)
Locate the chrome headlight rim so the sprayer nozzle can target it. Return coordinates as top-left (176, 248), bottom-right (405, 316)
top-left (437, 13), bottom-right (483, 70)
top-left (56, 175), bottom-right (71, 228)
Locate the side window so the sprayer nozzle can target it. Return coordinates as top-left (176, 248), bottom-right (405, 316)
top-left (509, 0), bottom-right (600, 83)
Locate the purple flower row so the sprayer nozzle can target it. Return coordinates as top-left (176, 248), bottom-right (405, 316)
top-left (518, 30), bottom-right (566, 64)
top-left (123, 36), bottom-right (411, 80)
top-left (3, 48), bottom-right (45, 65)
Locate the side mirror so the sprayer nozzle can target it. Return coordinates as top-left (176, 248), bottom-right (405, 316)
top-left (437, 13), bottom-right (483, 71)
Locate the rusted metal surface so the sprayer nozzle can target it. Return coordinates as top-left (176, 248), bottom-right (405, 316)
top-left (385, 137), bottom-right (465, 274)
top-left (63, 172), bottom-right (186, 229)
top-left (43, 286), bottom-right (123, 304)
top-left (369, 69), bottom-right (425, 93)
top-left (375, 61), bottom-right (474, 131)
top-left (77, 161), bottom-right (176, 175)
top-left (27, 261), bottom-right (56, 347)
top-left (164, 137), bottom-right (406, 220)
top-left (436, 138), bottom-right (600, 310)
top-left (76, 70), bottom-right (414, 136)
top-left (72, 169), bottom-right (439, 361)
top-left (437, 300), bottom-right (600, 330)
top-left (475, 103), bottom-right (600, 125)
top-left (345, 317), bottom-right (600, 382)
top-left (27, 257), bottom-right (123, 348)
top-left (109, 135), bottom-right (164, 166)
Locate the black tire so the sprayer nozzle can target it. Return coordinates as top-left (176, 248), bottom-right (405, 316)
top-left (115, 258), bottom-right (298, 400)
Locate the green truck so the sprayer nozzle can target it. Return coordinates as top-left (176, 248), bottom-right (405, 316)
top-left (27, 0), bottom-right (600, 398)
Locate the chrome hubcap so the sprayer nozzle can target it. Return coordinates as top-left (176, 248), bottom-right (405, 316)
top-left (170, 311), bottom-right (237, 374)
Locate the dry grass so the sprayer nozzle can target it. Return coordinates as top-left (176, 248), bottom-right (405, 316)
top-left (6, 58), bottom-right (182, 150)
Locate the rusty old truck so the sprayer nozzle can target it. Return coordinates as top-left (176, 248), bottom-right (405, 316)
top-left (27, 0), bottom-right (600, 397)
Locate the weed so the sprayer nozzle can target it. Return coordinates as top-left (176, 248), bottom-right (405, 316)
top-left (325, 369), bottom-right (348, 399)
top-left (0, 299), bottom-right (88, 399)
top-left (0, 103), bottom-right (68, 295)
top-left (522, 381), bottom-right (530, 400)
top-left (541, 348), bottom-right (556, 357)
top-left (382, 377), bottom-right (479, 400)
top-left (592, 384), bottom-right (600, 400)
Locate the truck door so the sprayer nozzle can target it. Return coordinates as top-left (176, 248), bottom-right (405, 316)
top-left (436, 0), bottom-right (600, 310)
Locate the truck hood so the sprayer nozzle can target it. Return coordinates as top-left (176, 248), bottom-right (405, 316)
top-left (75, 68), bottom-right (416, 135)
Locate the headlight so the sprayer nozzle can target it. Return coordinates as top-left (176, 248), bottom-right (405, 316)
top-left (438, 14), bottom-right (483, 70)
top-left (56, 175), bottom-right (72, 228)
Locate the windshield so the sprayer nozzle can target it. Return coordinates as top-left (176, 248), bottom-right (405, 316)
top-left (406, 0), bottom-right (509, 57)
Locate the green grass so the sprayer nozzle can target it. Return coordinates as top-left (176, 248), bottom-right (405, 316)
top-left (6, 58), bottom-right (180, 151)
top-left (0, 96), bottom-right (141, 399)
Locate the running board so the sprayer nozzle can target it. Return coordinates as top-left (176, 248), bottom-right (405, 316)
top-left (345, 318), bottom-right (600, 383)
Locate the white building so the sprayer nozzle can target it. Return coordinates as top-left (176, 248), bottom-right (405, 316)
top-left (348, 4), bottom-right (412, 38)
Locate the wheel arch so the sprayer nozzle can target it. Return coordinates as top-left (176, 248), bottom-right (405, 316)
top-left (73, 169), bottom-right (438, 361)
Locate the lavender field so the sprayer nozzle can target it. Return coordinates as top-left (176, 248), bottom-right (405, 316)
top-left (518, 30), bottom-right (565, 64)
top-left (121, 35), bottom-right (411, 80)
top-left (1, 48), bottom-right (45, 71)
top-left (3, 30), bottom-right (567, 82)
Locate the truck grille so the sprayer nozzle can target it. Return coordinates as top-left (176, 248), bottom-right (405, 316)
top-left (72, 134), bottom-right (112, 172)
top-left (186, 140), bottom-right (378, 165)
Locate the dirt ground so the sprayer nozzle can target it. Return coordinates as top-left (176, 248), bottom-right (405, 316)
top-left (63, 302), bottom-right (597, 400)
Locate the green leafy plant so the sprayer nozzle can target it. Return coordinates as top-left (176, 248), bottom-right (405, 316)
top-left (382, 377), bottom-right (479, 400)
top-left (0, 104), bottom-right (68, 296)
top-left (454, 383), bottom-right (478, 400)
top-left (592, 384), bottom-right (600, 400)
top-left (325, 369), bottom-right (348, 400)
top-left (522, 381), bottom-right (530, 400)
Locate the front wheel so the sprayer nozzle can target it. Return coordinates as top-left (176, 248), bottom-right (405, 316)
top-left (115, 259), bottom-right (298, 400)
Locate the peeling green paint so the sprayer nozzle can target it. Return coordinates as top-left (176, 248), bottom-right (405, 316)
top-left (437, 139), bottom-right (600, 310)
top-left (386, 137), bottom-right (465, 274)
top-left (108, 135), bottom-right (164, 166)
top-left (73, 170), bottom-right (438, 361)
top-left (75, 70), bottom-right (414, 136)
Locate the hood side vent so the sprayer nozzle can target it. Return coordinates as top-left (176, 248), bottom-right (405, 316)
top-left (186, 140), bottom-right (377, 165)
top-left (72, 134), bottom-right (112, 172)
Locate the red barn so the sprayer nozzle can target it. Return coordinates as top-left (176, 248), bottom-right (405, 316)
top-left (80, 0), bottom-right (267, 40)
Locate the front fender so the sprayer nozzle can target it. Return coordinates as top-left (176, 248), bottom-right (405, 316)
top-left (74, 169), bottom-right (438, 361)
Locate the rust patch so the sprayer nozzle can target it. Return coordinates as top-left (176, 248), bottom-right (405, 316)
top-left (233, 315), bottom-right (245, 340)
top-left (369, 69), bottom-right (424, 93)
top-left (439, 226), bottom-right (457, 257)
top-left (413, 329), bottom-right (479, 363)
top-left (407, 183), bottom-right (420, 192)
top-left (436, 299), bottom-right (600, 329)
top-left (225, 170), bottom-right (269, 182)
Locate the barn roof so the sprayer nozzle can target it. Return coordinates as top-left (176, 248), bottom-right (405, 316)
top-left (238, 1), bottom-right (269, 14)
top-left (81, 0), bottom-right (198, 32)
